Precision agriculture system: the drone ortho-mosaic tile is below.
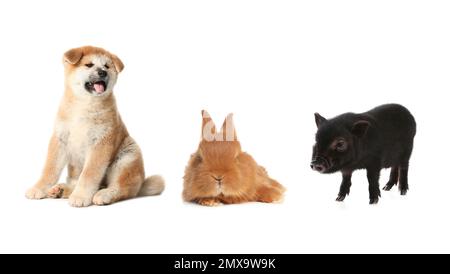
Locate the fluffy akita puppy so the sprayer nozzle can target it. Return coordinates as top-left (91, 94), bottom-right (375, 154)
top-left (25, 46), bottom-right (164, 207)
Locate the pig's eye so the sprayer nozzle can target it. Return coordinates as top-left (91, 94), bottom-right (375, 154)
top-left (335, 140), bottom-right (347, 152)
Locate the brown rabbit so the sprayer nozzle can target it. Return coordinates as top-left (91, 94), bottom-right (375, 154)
top-left (183, 110), bottom-right (285, 206)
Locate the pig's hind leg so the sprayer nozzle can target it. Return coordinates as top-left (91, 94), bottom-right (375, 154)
top-left (336, 171), bottom-right (352, 202)
top-left (382, 167), bottom-right (399, 191)
top-left (398, 164), bottom-right (409, 195)
top-left (398, 147), bottom-right (413, 195)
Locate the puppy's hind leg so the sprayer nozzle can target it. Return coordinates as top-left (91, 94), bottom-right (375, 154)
top-left (383, 167), bottom-right (399, 191)
top-left (93, 150), bottom-right (145, 206)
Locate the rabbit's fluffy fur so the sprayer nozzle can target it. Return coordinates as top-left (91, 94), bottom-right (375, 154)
top-left (183, 110), bottom-right (285, 206)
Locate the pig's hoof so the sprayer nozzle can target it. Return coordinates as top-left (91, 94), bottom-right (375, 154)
top-left (369, 197), bottom-right (379, 204)
top-left (383, 183), bottom-right (394, 191)
top-left (336, 195), bottom-right (347, 202)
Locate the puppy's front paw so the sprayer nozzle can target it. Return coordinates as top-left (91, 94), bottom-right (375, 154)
top-left (93, 189), bottom-right (118, 206)
top-left (197, 198), bottom-right (220, 207)
top-left (25, 187), bottom-right (47, 199)
top-left (69, 194), bottom-right (92, 207)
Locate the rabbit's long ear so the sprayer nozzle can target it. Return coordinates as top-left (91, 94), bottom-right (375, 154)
top-left (220, 113), bottom-right (237, 141)
top-left (201, 110), bottom-right (216, 141)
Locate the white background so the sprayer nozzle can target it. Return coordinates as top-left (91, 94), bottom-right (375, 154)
top-left (0, 0), bottom-right (449, 253)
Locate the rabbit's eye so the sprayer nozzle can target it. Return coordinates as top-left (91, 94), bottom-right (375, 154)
top-left (195, 155), bottom-right (203, 163)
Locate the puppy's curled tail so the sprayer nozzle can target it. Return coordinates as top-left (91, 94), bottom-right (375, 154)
top-left (138, 175), bottom-right (165, 196)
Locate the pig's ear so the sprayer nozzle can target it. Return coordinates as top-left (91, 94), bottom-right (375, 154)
top-left (314, 113), bottom-right (327, 128)
top-left (351, 120), bottom-right (371, 137)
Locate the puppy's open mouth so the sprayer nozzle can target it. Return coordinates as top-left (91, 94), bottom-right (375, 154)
top-left (85, 81), bottom-right (107, 95)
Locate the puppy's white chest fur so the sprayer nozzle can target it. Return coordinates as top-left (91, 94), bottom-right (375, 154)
top-left (55, 103), bottom-right (112, 165)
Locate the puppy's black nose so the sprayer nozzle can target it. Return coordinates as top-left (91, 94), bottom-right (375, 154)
top-left (98, 69), bottom-right (107, 78)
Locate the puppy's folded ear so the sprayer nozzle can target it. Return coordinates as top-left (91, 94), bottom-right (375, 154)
top-left (111, 54), bottom-right (124, 72)
top-left (63, 48), bottom-right (83, 65)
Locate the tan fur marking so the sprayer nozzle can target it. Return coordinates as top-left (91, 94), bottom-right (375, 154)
top-left (26, 46), bottom-right (164, 206)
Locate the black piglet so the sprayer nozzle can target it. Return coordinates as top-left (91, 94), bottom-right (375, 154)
top-left (311, 104), bottom-right (416, 204)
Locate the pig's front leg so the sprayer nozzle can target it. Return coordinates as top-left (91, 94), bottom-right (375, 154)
top-left (367, 167), bottom-right (381, 204)
top-left (336, 170), bottom-right (352, 202)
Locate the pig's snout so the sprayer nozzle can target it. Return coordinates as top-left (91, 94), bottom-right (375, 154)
top-left (311, 157), bottom-right (329, 173)
top-left (310, 160), bottom-right (326, 172)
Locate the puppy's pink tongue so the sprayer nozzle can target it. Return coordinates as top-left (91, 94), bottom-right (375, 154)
top-left (94, 83), bottom-right (105, 93)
